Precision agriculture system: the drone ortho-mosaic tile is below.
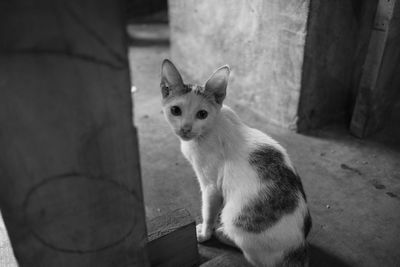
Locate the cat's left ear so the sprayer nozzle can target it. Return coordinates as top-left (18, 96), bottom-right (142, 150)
top-left (161, 59), bottom-right (184, 99)
top-left (205, 65), bottom-right (230, 105)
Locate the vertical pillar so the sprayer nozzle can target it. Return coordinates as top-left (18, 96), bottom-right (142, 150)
top-left (0, 0), bottom-right (148, 266)
top-left (350, 0), bottom-right (400, 137)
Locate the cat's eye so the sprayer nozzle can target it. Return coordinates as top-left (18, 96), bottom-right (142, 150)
top-left (196, 110), bottom-right (208, 120)
top-left (170, 106), bottom-right (181, 116)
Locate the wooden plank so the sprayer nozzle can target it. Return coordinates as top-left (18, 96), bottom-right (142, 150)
top-left (200, 253), bottom-right (252, 267)
top-left (147, 209), bottom-right (199, 267)
top-left (297, 0), bottom-right (363, 131)
top-left (350, 0), bottom-right (399, 137)
top-left (0, 0), bottom-right (149, 266)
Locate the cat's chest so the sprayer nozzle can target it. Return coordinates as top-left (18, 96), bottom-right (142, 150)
top-left (181, 140), bottom-right (223, 166)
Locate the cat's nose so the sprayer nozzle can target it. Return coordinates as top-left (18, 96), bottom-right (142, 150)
top-left (181, 124), bottom-right (192, 133)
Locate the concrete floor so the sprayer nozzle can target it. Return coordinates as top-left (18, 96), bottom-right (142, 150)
top-left (1, 24), bottom-right (399, 266)
top-left (129, 25), bottom-right (400, 266)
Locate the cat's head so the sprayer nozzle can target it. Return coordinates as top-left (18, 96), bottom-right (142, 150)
top-left (160, 59), bottom-right (230, 141)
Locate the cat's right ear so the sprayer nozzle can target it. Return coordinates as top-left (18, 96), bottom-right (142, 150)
top-left (205, 65), bottom-right (230, 105)
top-left (161, 59), bottom-right (184, 99)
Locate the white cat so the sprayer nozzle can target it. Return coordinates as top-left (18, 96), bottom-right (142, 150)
top-left (160, 59), bottom-right (311, 267)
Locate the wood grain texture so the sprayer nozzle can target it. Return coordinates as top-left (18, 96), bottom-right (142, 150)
top-left (297, 0), bottom-right (371, 131)
top-left (147, 209), bottom-right (199, 267)
top-left (0, 0), bottom-right (149, 266)
top-left (200, 253), bottom-right (252, 267)
top-left (350, 0), bottom-right (400, 137)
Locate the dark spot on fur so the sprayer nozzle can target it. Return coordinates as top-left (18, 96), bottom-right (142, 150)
top-left (233, 145), bottom-right (308, 233)
top-left (193, 84), bottom-right (221, 105)
top-left (180, 84), bottom-right (192, 95)
top-left (161, 82), bottom-right (222, 106)
top-left (303, 211), bottom-right (312, 238)
top-left (193, 86), bottom-right (208, 98)
top-left (161, 83), bottom-right (192, 99)
top-left (234, 185), bottom-right (299, 232)
top-left (280, 243), bottom-right (309, 267)
top-left (248, 146), bottom-right (306, 198)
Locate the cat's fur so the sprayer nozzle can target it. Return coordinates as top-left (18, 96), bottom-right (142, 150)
top-left (160, 59), bottom-right (311, 267)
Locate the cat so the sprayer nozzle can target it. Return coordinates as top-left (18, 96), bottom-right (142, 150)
top-left (160, 59), bottom-right (312, 267)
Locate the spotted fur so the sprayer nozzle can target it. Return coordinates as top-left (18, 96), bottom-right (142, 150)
top-left (234, 145), bottom-right (307, 233)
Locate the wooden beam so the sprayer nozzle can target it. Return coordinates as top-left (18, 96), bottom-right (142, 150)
top-left (147, 209), bottom-right (199, 267)
top-left (200, 253), bottom-right (252, 267)
top-left (350, 0), bottom-right (400, 137)
top-left (0, 0), bottom-right (149, 266)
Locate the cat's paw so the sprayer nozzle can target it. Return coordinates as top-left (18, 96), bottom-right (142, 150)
top-left (196, 223), bottom-right (212, 243)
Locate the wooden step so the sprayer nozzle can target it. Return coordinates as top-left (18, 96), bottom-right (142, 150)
top-left (200, 253), bottom-right (252, 267)
top-left (146, 209), bottom-right (199, 267)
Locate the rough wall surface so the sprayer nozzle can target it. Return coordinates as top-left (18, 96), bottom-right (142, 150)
top-left (169, 0), bottom-right (310, 128)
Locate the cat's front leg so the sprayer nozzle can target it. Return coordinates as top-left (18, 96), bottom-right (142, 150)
top-left (197, 184), bottom-right (222, 242)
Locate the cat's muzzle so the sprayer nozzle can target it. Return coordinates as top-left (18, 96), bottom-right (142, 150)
top-left (178, 129), bottom-right (195, 141)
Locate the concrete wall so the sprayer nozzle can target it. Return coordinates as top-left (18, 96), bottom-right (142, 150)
top-left (169, 0), bottom-right (389, 132)
top-left (169, 0), bottom-right (310, 129)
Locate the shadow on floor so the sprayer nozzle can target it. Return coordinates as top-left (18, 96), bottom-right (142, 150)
top-left (198, 236), bottom-right (242, 265)
top-left (199, 237), bottom-right (351, 267)
top-left (309, 244), bottom-right (352, 267)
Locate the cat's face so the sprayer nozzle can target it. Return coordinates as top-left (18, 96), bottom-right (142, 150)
top-left (160, 60), bottom-right (230, 141)
top-left (162, 87), bottom-right (220, 141)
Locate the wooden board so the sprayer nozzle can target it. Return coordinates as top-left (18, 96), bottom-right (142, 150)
top-left (200, 253), bottom-right (252, 267)
top-left (350, 0), bottom-right (400, 137)
top-left (0, 0), bottom-right (149, 266)
top-left (147, 209), bottom-right (199, 267)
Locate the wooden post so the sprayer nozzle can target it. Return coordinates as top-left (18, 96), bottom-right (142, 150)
top-left (0, 0), bottom-right (149, 266)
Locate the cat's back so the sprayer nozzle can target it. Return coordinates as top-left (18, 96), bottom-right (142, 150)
top-left (220, 109), bottom-right (311, 266)
top-left (220, 105), bottom-right (290, 158)
top-left (227, 124), bottom-right (309, 232)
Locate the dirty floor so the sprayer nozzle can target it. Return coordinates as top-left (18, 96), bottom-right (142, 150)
top-left (1, 24), bottom-right (399, 267)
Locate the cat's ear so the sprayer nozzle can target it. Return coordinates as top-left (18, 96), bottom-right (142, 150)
top-left (161, 59), bottom-right (184, 98)
top-left (205, 65), bottom-right (230, 105)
